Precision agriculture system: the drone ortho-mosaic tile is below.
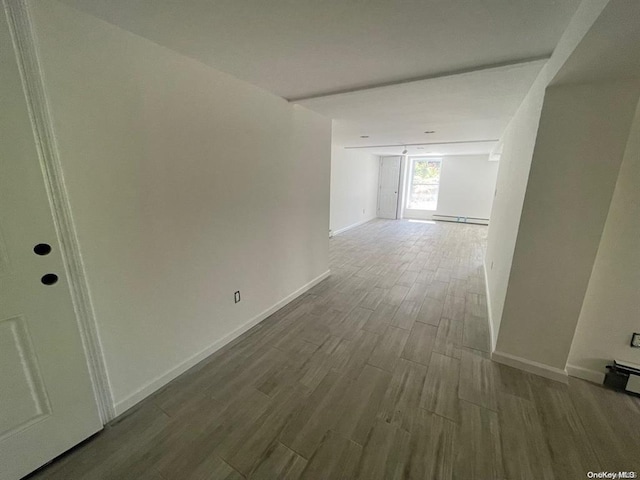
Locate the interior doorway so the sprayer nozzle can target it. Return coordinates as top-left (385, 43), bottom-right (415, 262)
top-left (377, 155), bottom-right (402, 219)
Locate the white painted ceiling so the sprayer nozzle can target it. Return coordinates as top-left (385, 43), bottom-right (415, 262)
top-left (59, 0), bottom-right (579, 100)
top-left (302, 60), bottom-right (546, 155)
top-left (58, 0), bottom-right (580, 155)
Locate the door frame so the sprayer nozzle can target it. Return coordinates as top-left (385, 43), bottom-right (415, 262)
top-left (377, 155), bottom-right (402, 219)
top-left (4, 0), bottom-right (114, 422)
top-left (397, 155), bottom-right (409, 220)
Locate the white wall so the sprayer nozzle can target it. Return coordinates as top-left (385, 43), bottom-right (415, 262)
top-left (403, 155), bottom-right (498, 221)
top-left (495, 80), bottom-right (640, 372)
top-left (31, 0), bottom-right (331, 414)
top-left (567, 98), bottom-right (640, 382)
top-left (484, 1), bottom-right (610, 350)
top-left (330, 146), bottom-right (379, 234)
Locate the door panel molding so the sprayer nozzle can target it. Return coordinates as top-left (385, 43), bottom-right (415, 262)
top-left (3, 0), bottom-right (115, 422)
top-left (0, 315), bottom-right (52, 441)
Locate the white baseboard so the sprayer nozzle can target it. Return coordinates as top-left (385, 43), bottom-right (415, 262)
top-left (491, 350), bottom-right (569, 384)
top-left (482, 259), bottom-right (496, 353)
top-left (432, 215), bottom-right (489, 226)
top-left (113, 269), bottom-right (331, 416)
top-left (566, 363), bottom-right (605, 384)
top-left (332, 217), bottom-right (375, 236)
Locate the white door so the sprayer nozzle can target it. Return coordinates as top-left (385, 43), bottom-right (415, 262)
top-left (377, 156), bottom-right (402, 219)
top-left (0, 11), bottom-right (102, 480)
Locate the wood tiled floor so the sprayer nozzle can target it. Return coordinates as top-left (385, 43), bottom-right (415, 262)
top-left (31, 219), bottom-right (640, 479)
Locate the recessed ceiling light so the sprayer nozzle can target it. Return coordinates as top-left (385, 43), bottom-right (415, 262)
top-left (424, 130), bottom-right (435, 134)
top-left (360, 135), bottom-right (369, 138)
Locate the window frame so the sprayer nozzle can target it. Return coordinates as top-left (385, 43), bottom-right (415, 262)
top-left (405, 156), bottom-right (443, 212)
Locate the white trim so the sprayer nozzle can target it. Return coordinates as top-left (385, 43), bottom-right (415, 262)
top-left (332, 218), bottom-right (374, 236)
top-left (113, 269), bottom-right (331, 416)
top-left (491, 350), bottom-right (569, 384)
top-left (432, 215), bottom-right (489, 226)
top-left (566, 363), bottom-right (605, 384)
top-left (483, 259), bottom-right (496, 352)
top-left (376, 157), bottom-right (382, 216)
top-left (4, 0), bottom-right (115, 422)
top-left (397, 155), bottom-right (407, 219)
top-left (403, 211), bottom-right (490, 225)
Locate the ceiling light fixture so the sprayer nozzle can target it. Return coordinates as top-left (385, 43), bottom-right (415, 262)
top-left (424, 130), bottom-right (435, 134)
top-left (360, 135), bottom-right (369, 138)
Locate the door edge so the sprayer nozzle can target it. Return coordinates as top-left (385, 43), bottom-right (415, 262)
top-left (4, 0), bottom-right (115, 423)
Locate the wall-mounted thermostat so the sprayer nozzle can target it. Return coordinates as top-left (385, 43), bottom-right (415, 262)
top-left (631, 333), bottom-right (640, 348)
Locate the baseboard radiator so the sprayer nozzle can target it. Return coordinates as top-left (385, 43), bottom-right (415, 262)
top-left (432, 214), bottom-right (489, 226)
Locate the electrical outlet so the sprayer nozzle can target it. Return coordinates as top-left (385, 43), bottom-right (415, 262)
top-left (631, 333), bottom-right (640, 348)
top-left (234, 291), bottom-right (241, 304)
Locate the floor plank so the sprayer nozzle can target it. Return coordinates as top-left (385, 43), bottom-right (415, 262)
top-left (454, 400), bottom-right (505, 479)
top-left (416, 297), bottom-right (444, 326)
top-left (528, 376), bottom-right (601, 478)
top-left (278, 369), bottom-right (350, 458)
top-left (401, 322), bottom-right (438, 366)
top-left (420, 352), bottom-right (461, 422)
top-left (249, 442), bottom-right (307, 480)
top-left (383, 284), bottom-right (410, 306)
top-left (367, 325), bottom-right (410, 372)
top-left (405, 409), bottom-right (456, 480)
top-left (458, 348), bottom-right (497, 411)
top-left (357, 286), bottom-right (387, 310)
top-left (184, 455), bottom-right (245, 480)
top-left (223, 386), bottom-right (305, 475)
top-left (389, 299), bottom-right (420, 330)
top-left (377, 358), bottom-right (428, 432)
top-left (498, 393), bottom-right (555, 480)
top-left (433, 317), bottom-right (463, 359)
top-left (334, 364), bottom-right (391, 445)
top-left (362, 302), bottom-right (397, 335)
top-left (299, 430), bottom-right (362, 479)
top-left (354, 420), bottom-right (410, 480)
top-left (568, 377), bottom-right (640, 471)
top-left (462, 312), bottom-right (490, 352)
top-left (442, 295), bottom-right (465, 322)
